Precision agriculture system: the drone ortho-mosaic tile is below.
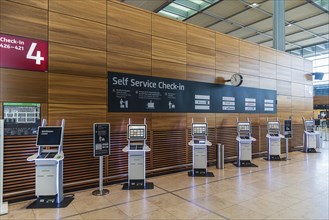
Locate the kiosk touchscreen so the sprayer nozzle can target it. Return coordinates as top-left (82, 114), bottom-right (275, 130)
top-left (27, 119), bottom-right (73, 208)
top-left (234, 119), bottom-right (257, 167)
top-left (122, 120), bottom-right (153, 190)
top-left (264, 119), bottom-right (284, 161)
top-left (303, 117), bottom-right (320, 153)
top-left (188, 121), bottom-right (213, 177)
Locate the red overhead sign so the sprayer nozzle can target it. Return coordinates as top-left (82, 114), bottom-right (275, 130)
top-left (0, 33), bottom-right (48, 72)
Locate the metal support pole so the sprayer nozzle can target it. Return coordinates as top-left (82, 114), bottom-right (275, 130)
top-left (92, 156), bottom-right (109, 196)
top-left (273, 0), bottom-right (285, 51)
top-left (285, 138), bottom-right (290, 160)
top-left (0, 120), bottom-right (8, 215)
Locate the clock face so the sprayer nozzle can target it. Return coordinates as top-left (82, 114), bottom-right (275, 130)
top-left (230, 74), bottom-right (243, 86)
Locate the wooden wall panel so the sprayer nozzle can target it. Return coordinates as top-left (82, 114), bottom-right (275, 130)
top-left (277, 80), bottom-right (292, 95)
top-left (48, 73), bottom-right (106, 104)
top-left (152, 15), bottom-right (186, 43)
top-left (240, 57), bottom-right (260, 76)
top-left (107, 25), bottom-right (151, 58)
top-left (314, 96), bottom-right (329, 105)
top-left (292, 97), bottom-right (305, 111)
top-left (259, 46), bottom-right (276, 64)
top-left (304, 60), bottom-right (313, 73)
top-left (277, 65), bottom-right (292, 81)
top-left (0, 68), bottom-right (47, 102)
top-left (260, 62), bottom-right (276, 79)
top-left (304, 98), bottom-right (313, 111)
top-left (108, 52), bottom-right (151, 75)
top-left (0, 1), bottom-right (48, 40)
top-left (107, 1), bottom-right (151, 34)
top-left (187, 45), bottom-right (215, 69)
top-left (304, 85), bottom-right (313, 98)
top-left (216, 113), bottom-right (240, 127)
top-left (216, 51), bottom-right (239, 72)
top-left (187, 25), bottom-right (215, 49)
top-left (277, 51), bottom-right (291, 68)
top-left (152, 37), bottom-right (186, 64)
top-left (152, 113), bottom-right (187, 131)
top-left (215, 70), bottom-right (234, 84)
top-left (49, 42), bottom-right (107, 77)
top-left (291, 56), bottom-right (304, 70)
top-left (216, 33), bottom-right (239, 55)
top-left (240, 41), bottom-right (259, 60)
top-left (277, 95), bottom-right (292, 111)
top-left (292, 83), bottom-right (305, 97)
top-left (260, 78), bottom-right (276, 90)
top-left (8, 0), bottom-right (48, 9)
top-left (187, 66), bottom-right (216, 83)
top-left (291, 69), bottom-right (310, 84)
top-left (186, 113), bottom-right (216, 128)
top-left (49, 0), bottom-right (106, 23)
top-left (49, 12), bottom-right (106, 50)
top-left (241, 75), bottom-right (260, 88)
top-left (152, 60), bottom-right (186, 80)
top-left (48, 104), bottom-right (106, 133)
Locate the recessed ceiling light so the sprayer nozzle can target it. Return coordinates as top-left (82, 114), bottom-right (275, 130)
top-left (250, 3), bottom-right (259, 8)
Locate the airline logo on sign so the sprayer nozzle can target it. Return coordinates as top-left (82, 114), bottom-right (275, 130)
top-left (0, 33), bottom-right (48, 72)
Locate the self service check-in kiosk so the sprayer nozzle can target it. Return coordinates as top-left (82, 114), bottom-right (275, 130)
top-left (264, 118), bottom-right (285, 161)
top-left (302, 117), bottom-right (319, 153)
top-left (188, 119), bottom-right (214, 177)
top-left (122, 119), bottom-right (153, 190)
top-left (234, 118), bottom-right (257, 167)
top-left (27, 119), bottom-right (73, 208)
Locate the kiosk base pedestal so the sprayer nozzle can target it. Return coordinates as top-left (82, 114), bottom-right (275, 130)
top-left (92, 189), bottom-right (109, 196)
top-left (122, 182), bottom-right (154, 190)
top-left (26, 196), bottom-right (74, 209)
top-left (302, 148), bottom-right (320, 153)
top-left (233, 160), bottom-right (258, 167)
top-left (188, 169), bottom-right (214, 177)
top-left (263, 155), bottom-right (285, 161)
top-left (0, 202), bottom-right (8, 215)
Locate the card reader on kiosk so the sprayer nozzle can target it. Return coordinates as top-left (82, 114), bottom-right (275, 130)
top-left (264, 118), bottom-right (284, 161)
top-left (122, 119), bottom-right (153, 190)
top-left (188, 119), bottom-right (213, 177)
top-left (302, 117), bottom-right (319, 153)
top-left (27, 119), bottom-right (73, 208)
top-left (234, 118), bottom-right (257, 167)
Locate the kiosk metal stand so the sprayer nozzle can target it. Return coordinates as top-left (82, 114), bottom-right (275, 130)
top-left (188, 118), bottom-right (214, 177)
top-left (234, 118), bottom-right (257, 167)
top-left (264, 118), bottom-right (285, 161)
top-left (302, 117), bottom-right (320, 153)
top-left (122, 119), bottom-right (153, 190)
top-left (27, 119), bottom-right (73, 208)
top-left (92, 123), bottom-right (110, 196)
top-left (0, 120), bottom-right (8, 215)
top-left (283, 119), bottom-right (293, 160)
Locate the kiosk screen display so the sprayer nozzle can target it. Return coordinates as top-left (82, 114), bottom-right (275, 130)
top-left (128, 125), bottom-right (147, 140)
top-left (192, 123), bottom-right (207, 136)
top-left (36, 127), bottom-right (63, 146)
top-left (304, 121), bottom-right (314, 132)
top-left (268, 122), bottom-right (280, 131)
top-left (238, 123), bottom-right (250, 132)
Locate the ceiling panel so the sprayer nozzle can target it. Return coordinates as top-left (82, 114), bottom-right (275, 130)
top-left (228, 9), bottom-right (269, 26)
top-left (297, 37), bottom-right (328, 47)
top-left (209, 21), bottom-right (240, 33)
top-left (247, 17), bottom-right (272, 33)
top-left (261, 41), bottom-right (272, 47)
top-left (286, 4), bottom-right (323, 21)
top-left (286, 32), bottom-right (314, 42)
top-left (228, 28), bottom-right (256, 39)
top-left (294, 13), bottom-right (329, 29)
top-left (123, 0), bottom-right (167, 11)
top-left (307, 25), bottom-right (329, 36)
top-left (244, 34), bottom-right (271, 43)
top-left (186, 13), bottom-right (219, 27)
top-left (260, 0), bottom-right (307, 14)
top-left (205, 0), bottom-right (245, 18)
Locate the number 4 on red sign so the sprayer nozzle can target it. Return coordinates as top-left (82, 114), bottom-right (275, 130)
top-left (26, 43), bottom-right (44, 65)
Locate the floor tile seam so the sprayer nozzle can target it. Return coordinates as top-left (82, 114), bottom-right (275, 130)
top-left (62, 191), bottom-right (169, 219)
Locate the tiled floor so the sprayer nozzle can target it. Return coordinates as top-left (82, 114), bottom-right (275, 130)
top-left (1, 140), bottom-right (328, 220)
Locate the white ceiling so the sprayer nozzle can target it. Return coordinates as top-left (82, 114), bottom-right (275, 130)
top-left (121, 0), bottom-right (329, 53)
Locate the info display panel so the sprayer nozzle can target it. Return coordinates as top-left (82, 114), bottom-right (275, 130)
top-left (36, 127), bottom-right (63, 146)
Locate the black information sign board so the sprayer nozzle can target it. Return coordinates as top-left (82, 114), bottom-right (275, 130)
top-left (93, 123), bottom-right (110, 157)
top-left (283, 119), bottom-right (293, 139)
top-left (108, 72), bottom-right (277, 113)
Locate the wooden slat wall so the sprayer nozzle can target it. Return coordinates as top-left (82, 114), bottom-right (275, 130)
top-left (0, 0), bottom-right (313, 201)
